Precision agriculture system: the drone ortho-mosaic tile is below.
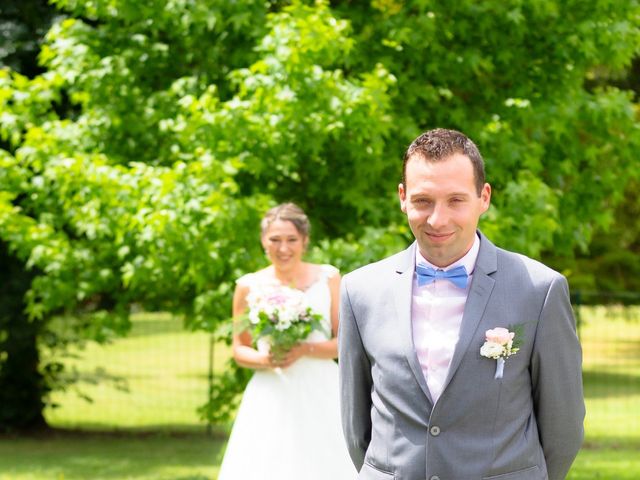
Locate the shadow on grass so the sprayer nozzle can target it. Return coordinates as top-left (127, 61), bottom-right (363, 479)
top-left (582, 369), bottom-right (640, 399)
top-left (12, 425), bottom-right (230, 438)
top-left (0, 428), bottom-right (226, 480)
top-left (582, 437), bottom-right (640, 450)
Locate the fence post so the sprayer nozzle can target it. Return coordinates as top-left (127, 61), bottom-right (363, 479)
top-left (573, 289), bottom-right (582, 341)
top-left (207, 332), bottom-right (214, 436)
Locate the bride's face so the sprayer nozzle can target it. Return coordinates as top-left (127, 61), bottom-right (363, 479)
top-left (261, 219), bottom-right (308, 269)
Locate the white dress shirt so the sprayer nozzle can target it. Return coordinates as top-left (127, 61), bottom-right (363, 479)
top-left (411, 234), bottom-right (480, 403)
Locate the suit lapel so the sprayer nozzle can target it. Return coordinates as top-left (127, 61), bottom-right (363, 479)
top-left (442, 232), bottom-right (498, 393)
top-left (393, 242), bottom-right (434, 403)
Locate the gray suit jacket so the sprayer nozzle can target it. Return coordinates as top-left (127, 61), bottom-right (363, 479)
top-left (339, 232), bottom-right (584, 480)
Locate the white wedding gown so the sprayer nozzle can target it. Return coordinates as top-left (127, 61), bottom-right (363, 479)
top-left (217, 265), bottom-right (356, 480)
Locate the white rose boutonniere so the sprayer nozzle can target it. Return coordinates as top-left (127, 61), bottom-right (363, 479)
top-left (480, 326), bottom-right (522, 379)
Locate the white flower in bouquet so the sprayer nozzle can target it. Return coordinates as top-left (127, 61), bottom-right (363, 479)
top-left (243, 285), bottom-right (326, 361)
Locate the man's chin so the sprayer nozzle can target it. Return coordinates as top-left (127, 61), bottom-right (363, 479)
top-left (418, 242), bottom-right (455, 265)
top-left (420, 237), bottom-right (450, 251)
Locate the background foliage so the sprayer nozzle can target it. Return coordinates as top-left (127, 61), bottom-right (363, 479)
top-left (1, 0), bottom-right (639, 429)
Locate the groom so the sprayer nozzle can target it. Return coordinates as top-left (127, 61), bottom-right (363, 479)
top-left (338, 128), bottom-right (585, 480)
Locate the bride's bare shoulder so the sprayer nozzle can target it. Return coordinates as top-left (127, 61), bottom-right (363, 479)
top-left (237, 267), bottom-right (276, 287)
top-left (306, 262), bottom-right (339, 278)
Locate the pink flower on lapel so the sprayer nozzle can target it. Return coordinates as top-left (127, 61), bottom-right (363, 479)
top-left (480, 327), bottom-right (520, 379)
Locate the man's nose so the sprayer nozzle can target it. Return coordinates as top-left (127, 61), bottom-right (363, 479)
top-left (427, 203), bottom-right (447, 228)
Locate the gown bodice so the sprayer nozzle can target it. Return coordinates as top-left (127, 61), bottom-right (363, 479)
top-left (237, 264), bottom-right (338, 343)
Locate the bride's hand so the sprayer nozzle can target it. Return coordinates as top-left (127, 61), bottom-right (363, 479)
top-left (271, 343), bottom-right (309, 369)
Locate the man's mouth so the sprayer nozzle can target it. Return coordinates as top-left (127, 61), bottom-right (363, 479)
top-left (425, 232), bottom-right (453, 242)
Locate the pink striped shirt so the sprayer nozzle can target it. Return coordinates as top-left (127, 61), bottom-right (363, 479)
top-left (411, 234), bottom-right (480, 403)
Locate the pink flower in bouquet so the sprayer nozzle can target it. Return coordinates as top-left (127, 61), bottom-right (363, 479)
top-left (244, 285), bottom-right (325, 361)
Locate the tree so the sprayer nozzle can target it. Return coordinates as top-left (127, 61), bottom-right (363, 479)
top-left (0, 0), bottom-right (61, 431)
top-left (1, 0), bottom-right (639, 430)
top-left (0, 0), bottom-right (395, 429)
top-left (333, 0), bottom-right (640, 256)
top-left (549, 58), bottom-right (640, 303)
top-left (0, 0), bottom-right (59, 76)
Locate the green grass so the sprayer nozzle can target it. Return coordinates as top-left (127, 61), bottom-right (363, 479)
top-left (578, 306), bottom-right (640, 447)
top-left (566, 305), bottom-right (640, 480)
top-left (568, 447), bottom-right (640, 480)
top-left (0, 430), bottom-right (224, 480)
top-left (43, 312), bottom-right (231, 430)
top-left (0, 307), bottom-right (637, 479)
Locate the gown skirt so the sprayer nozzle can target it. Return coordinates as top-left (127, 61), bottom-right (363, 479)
top-left (219, 265), bottom-right (356, 479)
top-left (217, 356), bottom-right (356, 479)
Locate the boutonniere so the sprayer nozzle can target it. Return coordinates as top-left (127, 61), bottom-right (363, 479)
top-left (480, 326), bottom-right (523, 379)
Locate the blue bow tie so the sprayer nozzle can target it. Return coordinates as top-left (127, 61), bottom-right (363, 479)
top-left (416, 264), bottom-right (469, 289)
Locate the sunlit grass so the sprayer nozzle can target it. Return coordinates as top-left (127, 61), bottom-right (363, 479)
top-left (0, 430), bottom-right (224, 480)
top-left (568, 447), bottom-right (640, 480)
top-left (44, 312), bottom-right (233, 431)
top-left (0, 307), bottom-right (636, 479)
top-left (578, 305), bottom-right (640, 446)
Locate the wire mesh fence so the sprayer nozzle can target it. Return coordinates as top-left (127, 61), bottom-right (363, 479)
top-left (43, 302), bottom-right (640, 441)
top-left (44, 312), bottom-right (223, 432)
top-left (574, 302), bottom-right (640, 444)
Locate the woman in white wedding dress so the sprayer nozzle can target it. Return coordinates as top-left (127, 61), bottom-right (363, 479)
top-left (217, 203), bottom-right (356, 480)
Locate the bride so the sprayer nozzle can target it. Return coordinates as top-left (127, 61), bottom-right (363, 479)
top-left (217, 203), bottom-right (356, 480)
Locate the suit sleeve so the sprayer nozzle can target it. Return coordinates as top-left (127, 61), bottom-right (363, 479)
top-left (338, 277), bottom-right (372, 471)
top-left (531, 274), bottom-right (585, 480)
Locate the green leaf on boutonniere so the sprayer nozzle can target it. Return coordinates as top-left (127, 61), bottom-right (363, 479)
top-left (508, 323), bottom-right (525, 351)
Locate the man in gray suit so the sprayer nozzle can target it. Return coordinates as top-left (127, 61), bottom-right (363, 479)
top-left (339, 128), bottom-right (585, 480)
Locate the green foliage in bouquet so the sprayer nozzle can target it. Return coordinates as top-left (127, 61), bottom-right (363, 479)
top-left (238, 286), bottom-right (329, 362)
top-left (251, 309), bottom-right (326, 362)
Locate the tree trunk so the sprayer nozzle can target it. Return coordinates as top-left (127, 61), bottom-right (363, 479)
top-left (0, 242), bottom-right (48, 432)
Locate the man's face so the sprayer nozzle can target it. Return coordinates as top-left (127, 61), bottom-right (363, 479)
top-left (398, 153), bottom-right (491, 267)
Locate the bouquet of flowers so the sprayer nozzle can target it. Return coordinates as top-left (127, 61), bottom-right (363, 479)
top-left (241, 285), bottom-right (327, 362)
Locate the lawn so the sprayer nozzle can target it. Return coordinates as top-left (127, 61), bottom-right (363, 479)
top-left (0, 306), bottom-right (637, 479)
top-left (566, 305), bottom-right (640, 480)
top-left (577, 306), bottom-right (640, 447)
top-left (0, 430), bottom-right (224, 480)
top-left (43, 312), bottom-right (231, 430)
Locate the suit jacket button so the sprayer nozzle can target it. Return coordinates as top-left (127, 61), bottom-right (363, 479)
top-left (429, 425), bottom-right (441, 436)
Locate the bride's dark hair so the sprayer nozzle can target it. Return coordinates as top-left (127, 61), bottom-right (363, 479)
top-left (260, 203), bottom-right (310, 238)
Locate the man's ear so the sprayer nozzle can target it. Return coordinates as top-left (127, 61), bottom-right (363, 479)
top-left (480, 183), bottom-right (491, 213)
top-left (398, 183), bottom-right (407, 213)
